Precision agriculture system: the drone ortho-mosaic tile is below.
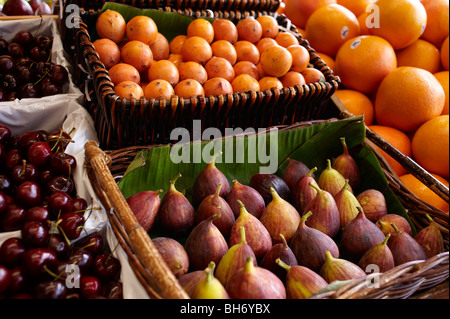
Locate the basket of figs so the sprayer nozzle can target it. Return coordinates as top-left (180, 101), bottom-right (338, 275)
top-left (84, 115), bottom-right (448, 300)
top-left (65, 2), bottom-right (340, 150)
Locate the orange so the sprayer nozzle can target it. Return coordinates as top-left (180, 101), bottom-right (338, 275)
top-left (334, 35), bottom-right (397, 94)
top-left (357, 12), bottom-right (370, 35)
top-left (236, 18), bottom-right (263, 43)
top-left (256, 38), bottom-right (279, 55)
top-left (203, 77), bottom-right (233, 97)
top-left (259, 76), bottom-right (283, 91)
top-left (412, 115), bottom-right (449, 178)
top-left (204, 57), bottom-right (235, 83)
top-left (120, 40), bottom-right (153, 73)
top-left (368, 0), bottom-right (427, 50)
top-left (93, 38), bottom-right (121, 69)
top-left (334, 89), bottom-right (374, 125)
top-left (316, 52), bottom-right (335, 71)
top-left (114, 81), bottom-right (144, 100)
top-left (301, 68), bottom-right (326, 84)
top-left (337, 0), bottom-right (375, 17)
top-left (368, 125), bottom-right (412, 176)
top-left (441, 36), bottom-right (449, 71)
top-left (280, 71), bottom-right (306, 88)
top-left (283, 0), bottom-right (337, 29)
top-left (260, 45), bottom-right (293, 77)
top-left (400, 173), bottom-right (449, 212)
top-left (211, 40), bottom-right (238, 65)
top-left (256, 15), bottom-right (279, 39)
top-left (144, 79), bottom-right (175, 100)
top-left (149, 33), bottom-right (170, 61)
top-left (96, 9), bottom-right (126, 44)
top-left (420, 0), bottom-right (449, 48)
top-left (396, 39), bottom-right (441, 74)
top-left (231, 74), bottom-right (261, 93)
top-left (108, 63), bottom-right (141, 86)
top-left (174, 79), bottom-right (205, 99)
top-left (126, 16), bottom-right (158, 45)
top-left (375, 66), bottom-right (446, 133)
top-left (274, 32), bottom-right (299, 48)
top-left (233, 61), bottom-right (261, 80)
top-left (147, 60), bottom-right (179, 87)
top-left (212, 19), bottom-right (239, 44)
top-left (305, 4), bottom-right (360, 58)
top-left (178, 61), bottom-right (208, 85)
top-left (181, 36), bottom-right (213, 65)
top-left (434, 71), bottom-right (449, 115)
top-left (169, 35), bottom-right (187, 55)
top-left (187, 18), bottom-right (215, 44)
top-left (168, 54), bottom-right (183, 68)
top-left (287, 44), bottom-right (310, 73)
top-left (234, 40), bottom-right (260, 65)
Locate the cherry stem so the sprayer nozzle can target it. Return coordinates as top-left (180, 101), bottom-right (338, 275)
top-left (43, 265), bottom-right (60, 280)
top-left (19, 159), bottom-right (27, 177)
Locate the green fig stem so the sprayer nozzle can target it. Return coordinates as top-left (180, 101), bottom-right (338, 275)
top-left (391, 223), bottom-right (401, 234)
top-left (425, 214), bottom-right (434, 223)
top-left (342, 179), bottom-right (349, 191)
top-left (381, 233), bottom-right (391, 246)
top-left (215, 183), bottom-right (223, 198)
top-left (326, 159), bottom-right (332, 170)
top-left (325, 250), bottom-right (334, 261)
top-left (169, 173), bottom-right (182, 191)
top-left (275, 258), bottom-right (291, 272)
top-left (244, 257), bottom-right (255, 273)
top-left (308, 167), bottom-right (318, 177)
top-left (340, 137), bottom-right (349, 155)
top-left (205, 267), bottom-right (213, 283)
top-left (302, 211), bottom-right (313, 224)
top-left (208, 151), bottom-right (223, 166)
top-left (239, 226), bottom-right (247, 244)
top-left (237, 200), bottom-right (249, 216)
top-left (279, 233), bottom-right (288, 248)
top-left (207, 261), bottom-right (216, 272)
top-left (270, 187), bottom-right (282, 201)
top-left (309, 182), bottom-right (323, 196)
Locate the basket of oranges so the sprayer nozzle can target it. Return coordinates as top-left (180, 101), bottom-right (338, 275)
top-left (64, 1), bottom-right (340, 150)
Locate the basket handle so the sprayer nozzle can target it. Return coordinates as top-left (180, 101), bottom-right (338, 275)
top-left (84, 141), bottom-right (189, 299)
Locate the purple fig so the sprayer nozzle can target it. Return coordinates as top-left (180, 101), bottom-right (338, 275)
top-left (276, 258), bottom-right (328, 299)
top-left (376, 214), bottom-right (412, 237)
top-left (229, 200), bottom-right (272, 260)
top-left (226, 179), bottom-right (265, 219)
top-left (215, 226), bottom-right (257, 286)
top-left (292, 167), bottom-right (318, 213)
top-left (152, 237), bottom-right (189, 278)
top-left (158, 174), bottom-right (195, 235)
top-left (184, 214), bottom-right (229, 271)
top-left (356, 189), bottom-right (387, 223)
top-left (389, 223), bottom-right (428, 266)
top-left (340, 207), bottom-right (386, 262)
top-left (283, 158), bottom-right (313, 192)
top-left (260, 233), bottom-right (298, 282)
top-left (178, 261), bottom-right (215, 297)
top-left (191, 266), bottom-right (230, 299)
top-left (320, 251), bottom-right (366, 283)
top-left (290, 211), bottom-right (340, 273)
top-left (260, 187), bottom-right (301, 244)
top-left (332, 137), bottom-right (361, 189)
top-left (335, 180), bottom-right (362, 229)
top-left (126, 189), bottom-right (162, 232)
top-left (193, 152), bottom-right (230, 206)
top-left (414, 214), bottom-right (445, 258)
top-left (250, 173), bottom-right (290, 205)
top-left (358, 234), bottom-right (395, 273)
top-left (196, 183), bottom-right (235, 238)
top-left (318, 159), bottom-right (353, 197)
top-left (303, 183), bottom-right (340, 238)
top-left (226, 257), bottom-right (286, 299)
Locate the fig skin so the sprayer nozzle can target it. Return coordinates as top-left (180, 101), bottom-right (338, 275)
top-left (126, 189), bottom-right (162, 232)
top-left (226, 179), bottom-right (265, 219)
top-left (318, 159), bottom-right (353, 198)
top-left (283, 158), bottom-right (313, 192)
top-left (152, 237), bottom-right (189, 278)
top-left (292, 167), bottom-right (318, 214)
top-left (335, 180), bottom-right (362, 229)
top-left (158, 174), bottom-right (195, 235)
top-left (191, 266), bottom-right (230, 299)
top-left (332, 137), bottom-right (361, 190)
top-left (250, 173), bottom-right (290, 205)
top-left (178, 262), bottom-right (215, 297)
top-left (226, 257), bottom-right (286, 299)
top-left (290, 211), bottom-right (340, 273)
top-left (376, 214), bottom-right (412, 237)
top-left (320, 251), bottom-right (366, 284)
top-left (356, 189), bottom-right (387, 223)
top-left (414, 214), bottom-right (444, 258)
top-left (276, 258), bottom-right (328, 299)
top-left (358, 234), bottom-right (395, 274)
top-left (389, 223), bottom-right (428, 266)
top-left (260, 233), bottom-right (298, 282)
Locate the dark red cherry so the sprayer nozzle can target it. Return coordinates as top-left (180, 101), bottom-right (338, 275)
top-left (5, 149), bottom-right (24, 171)
top-left (49, 65), bottom-right (69, 85)
top-left (11, 160), bottom-right (38, 185)
top-left (7, 266), bottom-right (29, 294)
top-left (47, 175), bottom-right (74, 194)
top-left (0, 191), bottom-right (7, 213)
top-left (47, 191), bottom-right (72, 217)
top-left (0, 237), bottom-right (25, 267)
top-left (19, 82), bottom-right (40, 99)
top-left (50, 152), bottom-right (77, 176)
top-left (15, 181), bottom-right (41, 208)
top-left (59, 211), bottom-right (85, 240)
top-left (105, 282), bottom-right (123, 299)
top-left (48, 234), bottom-right (69, 260)
top-left (1, 204), bottom-right (25, 232)
top-left (0, 175), bottom-right (14, 194)
top-left (77, 233), bottom-right (104, 256)
top-left (8, 43), bottom-right (24, 60)
top-left (80, 276), bottom-right (101, 299)
top-left (27, 141), bottom-right (53, 168)
top-left (93, 253), bottom-right (121, 282)
top-left (0, 55), bottom-right (15, 74)
top-left (17, 131), bottom-right (41, 152)
top-left (14, 31), bottom-right (34, 49)
top-left (22, 248), bottom-right (57, 277)
top-left (25, 206), bottom-right (49, 223)
top-left (0, 124), bottom-right (12, 144)
top-left (21, 221), bottom-right (50, 248)
top-left (47, 129), bottom-right (72, 153)
top-left (0, 265), bottom-right (10, 294)
top-left (34, 280), bottom-right (68, 299)
top-left (72, 198), bottom-right (88, 213)
top-left (68, 249), bottom-right (93, 274)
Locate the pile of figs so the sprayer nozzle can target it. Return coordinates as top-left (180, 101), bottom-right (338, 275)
top-left (126, 137), bottom-right (445, 299)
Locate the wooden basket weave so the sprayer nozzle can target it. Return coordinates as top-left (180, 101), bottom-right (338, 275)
top-left (65, 5), bottom-right (340, 150)
top-left (84, 113), bottom-right (449, 299)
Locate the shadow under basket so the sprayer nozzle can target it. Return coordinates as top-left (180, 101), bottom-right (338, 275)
top-left (84, 116), bottom-right (449, 300)
top-left (69, 6), bottom-right (340, 150)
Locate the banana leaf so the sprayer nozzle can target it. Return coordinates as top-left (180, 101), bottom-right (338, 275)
top-left (117, 116), bottom-right (414, 236)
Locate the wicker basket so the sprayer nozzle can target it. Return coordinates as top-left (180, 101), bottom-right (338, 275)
top-left (85, 114), bottom-right (449, 299)
top-left (64, 4), bottom-right (340, 150)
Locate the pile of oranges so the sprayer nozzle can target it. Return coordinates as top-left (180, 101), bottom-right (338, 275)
top-left (283, 0), bottom-right (449, 213)
top-left (93, 9), bottom-right (326, 102)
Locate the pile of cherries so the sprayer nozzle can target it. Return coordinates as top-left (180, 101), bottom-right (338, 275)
top-left (0, 124), bottom-right (123, 299)
top-left (0, 30), bottom-right (69, 101)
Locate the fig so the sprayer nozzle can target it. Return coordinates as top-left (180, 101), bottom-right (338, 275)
top-left (283, 158), bottom-right (313, 192)
top-left (319, 251), bottom-right (366, 284)
top-left (191, 266), bottom-right (230, 299)
top-left (226, 179), bottom-right (265, 219)
top-left (184, 214), bottom-right (228, 271)
top-left (335, 180), bottom-right (362, 229)
top-left (215, 226), bottom-right (257, 286)
top-left (126, 189), bottom-right (162, 232)
top-left (356, 189), bottom-right (387, 223)
top-left (332, 137), bottom-right (361, 190)
top-left (376, 214), bottom-right (412, 237)
top-left (226, 257), bottom-right (286, 299)
top-left (389, 223), bottom-right (428, 266)
top-left (178, 261), bottom-right (215, 297)
top-left (195, 183), bottom-right (235, 238)
top-left (158, 174), bottom-right (195, 235)
top-left (260, 187), bottom-right (301, 244)
top-left (250, 173), bottom-right (290, 205)
top-left (276, 258), bottom-right (328, 299)
top-left (292, 167), bottom-right (318, 214)
top-left (318, 159), bottom-right (352, 197)
top-left (260, 233), bottom-right (298, 282)
top-left (303, 183), bottom-right (340, 238)
top-left (358, 234), bottom-right (395, 273)
top-left (192, 152), bottom-right (230, 206)
top-left (290, 211), bottom-right (340, 273)
top-left (340, 207), bottom-right (386, 262)
top-left (152, 237), bottom-right (189, 278)
top-left (414, 214), bottom-right (445, 258)
top-left (229, 200), bottom-right (272, 260)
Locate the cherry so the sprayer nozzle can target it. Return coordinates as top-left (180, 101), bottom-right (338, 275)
top-left (5, 149), bottom-right (24, 171)
top-left (0, 237), bottom-right (25, 267)
top-left (1, 74), bottom-right (18, 92)
top-left (72, 198), bottom-right (88, 213)
top-left (0, 144), bottom-right (6, 166)
top-left (0, 175), bottom-right (14, 194)
top-left (1, 204), bottom-right (25, 231)
top-left (34, 35), bottom-right (52, 51)
top-left (0, 191), bottom-right (6, 213)
top-left (0, 87), bottom-right (5, 102)
top-left (0, 265), bottom-right (10, 293)
top-left (21, 221), bottom-right (50, 248)
top-left (8, 43), bottom-right (24, 59)
top-left (22, 248), bottom-right (57, 277)
top-left (47, 129), bottom-right (72, 153)
top-left (27, 141), bottom-right (52, 168)
top-left (11, 160), bottom-right (38, 185)
top-left (68, 249), bottom-right (93, 274)
top-left (15, 181), bottom-right (41, 208)
top-left (49, 64), bottom-right (69, 85)
top-left (47, 175), bottom-right (74, 194)
top-left (47, 191), bottom-right (72, 217)
top-left (17, 131), bottom-right (42, 152)
top-left (34, 280), bottom-right (67, 299)
top-left (30, 46), bottom-right (49, 62)
top-left (15, 65), bottom-right (33, 84)
top-left (93, 254), bottom-right (121, 282)
top-left (7, 266), bottom-right (29, 295)
top-left (38, 169), bottom-right (53, 186)
top-left (0, 40), bottom-right (8, 55)
top-left (15, 57), bottom-right (33, 69)
top-left (0, 55), bottom-right (15, 74)
top-left (48, 234), bottom-right (69, 260)
top-left (41, 82), bottom-right (63, 97)
top-left (77, 233), bottom-right (104, 256)
top-left (59, 211), bottom-right (85, 240)
top-left (25, 206), bottom-right (49, 223)
top-left (80, 276), bottom-right (101, 299)
top-left (50, 152), bottom-right (77, 176)
top-left (14, 31), bottom-right (34, 50)
top-left (19, 82), bottom-right (40, 99)
top-left (105, 282), bottom-right (123, 299)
